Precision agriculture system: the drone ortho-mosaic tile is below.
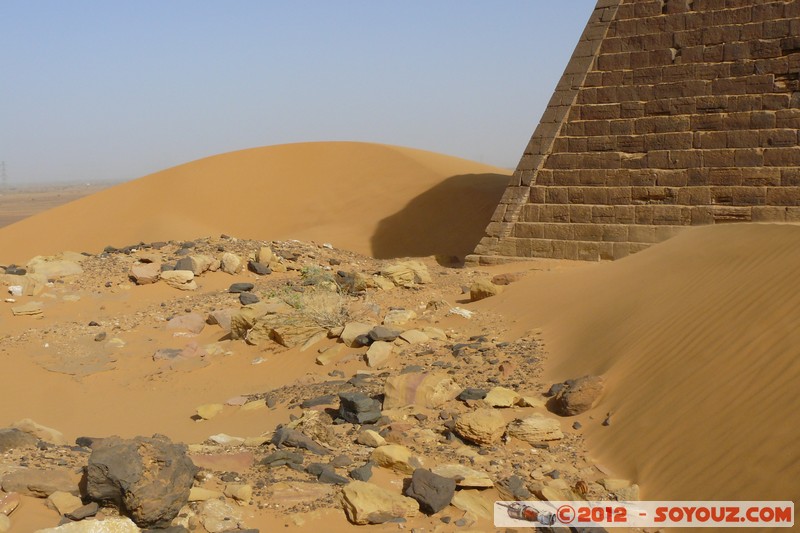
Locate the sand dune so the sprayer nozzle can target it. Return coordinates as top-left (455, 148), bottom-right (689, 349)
top-left (482, 223), bottom-right (800, 503)
top-left (0, 142), bottom-right (510, 264)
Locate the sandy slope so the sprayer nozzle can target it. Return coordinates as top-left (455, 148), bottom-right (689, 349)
top-left (481, 223), bottom-right (800, 503)
top-left (0, 142), bottom-right (510, 264)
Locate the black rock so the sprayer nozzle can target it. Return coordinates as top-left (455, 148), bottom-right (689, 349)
top-left (88, 321), bottom-right (100, 327)
top-left (248, 261), bottom-right (272, 275)
top-left (338, 392), bottom-right (382, 425)
top-left (400, 365), bottom-right (425, 375)
top-left (272, 427), bottom-right (330, 455)
top-left (545, 382), bottom-right (565, 397)
top-left (317, 467), bottom-right (350, 485)
top-left (404, 468), bottom-right (455, 515)
top-left (352, 334), bottom-right (372, 348)
top-left (260, 450), bottom-right (304, 467)
top-left (66, 502), bottom-right (100, 520)
top-left (498, 475), bottom-right (531, 500)
top-left (103, 246), bottom-right (119, 253)
top-left (143, 527), bottom-right (188, 533)
top-left (94, 332), bottom-right (107, 342)
top-left (0, 428), bottom-right (37, 452)
top-left (349, 462), bottom-right (373, 481)
top-left (75, 436), bottom-right (102, 448)
top-left (174, 257), bottom-right (193, 271)
top-left (305, 463), bottom-right (326, 476)
top-left (160, 264), bottom-right (175, 272)
top-left (239, 292), bottom-right (260, 305)
top-left (572, 421), bottom-right (582, 430)
top-left (180, 241), bottom-right (196, 249)
top-left (86, 434), bottom-right (197, 528)
top-left (4, 266), bottom-right (26, 275)
top-left (368, 326), bottom-right (401, 342)
top-left (457, 388), bottom-right (487, 401)
top-left (451, 342), bottom-right (481, 356)
top-left (300, 394), bottom-right (337, 409)
top-left (175, 248), bottom-right (191, 256)
top-left (229, 282), bottom-right (255, 293)
top-left (347, 374), bottom-right (370, 388)
top-left (331, 454), bottom-right (352, 467)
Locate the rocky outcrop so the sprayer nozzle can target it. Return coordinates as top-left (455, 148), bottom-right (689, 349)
top-left (85, 434), bottom-right (197, 528)
top-left (341, 481), bottom-right (419, 525)
top-left (507, 414), bottom-right (564, 444)
top-left (403, 468), bottom-right (455, 514)
top-left (454, 408), bottom-right (506, 445)
top-left (383, 372), bottom-right (460, 410)
top-left (551, 375), bottom-right (605, 416)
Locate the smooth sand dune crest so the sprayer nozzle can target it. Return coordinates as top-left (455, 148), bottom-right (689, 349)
top-left (481, 223), bottom-right (800, 503)
top-left (0, 142), bottom-right (510, 264)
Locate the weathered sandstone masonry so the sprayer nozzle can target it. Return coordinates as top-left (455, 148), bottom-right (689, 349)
top-left (469, 0), bottom-right (800, 263)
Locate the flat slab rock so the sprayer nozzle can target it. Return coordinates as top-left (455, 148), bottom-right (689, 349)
top-left (34, 517), bottom-right (140, 532)
top-left (1, 468), bottom-right (78, 498)
top-left (341, 480), bottom-right (419, 525)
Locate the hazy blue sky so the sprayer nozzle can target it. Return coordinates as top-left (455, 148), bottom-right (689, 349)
top-left (1, 1), bottom-right (595, 184)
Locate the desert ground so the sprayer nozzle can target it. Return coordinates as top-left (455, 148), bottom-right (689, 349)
top-left (0, 142), bottom-right (797, 532)
top-left (0, 184), bottom-right (113, 230)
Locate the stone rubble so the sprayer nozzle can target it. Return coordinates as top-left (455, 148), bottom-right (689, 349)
top-left (0, 236), bottom-right (630, 531)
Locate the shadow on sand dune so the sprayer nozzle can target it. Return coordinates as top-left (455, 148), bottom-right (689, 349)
top-left (370, 173), bottom-right (510, 261)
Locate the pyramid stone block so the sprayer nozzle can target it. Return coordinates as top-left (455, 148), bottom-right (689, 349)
top-left (469, 0), bottom-right (800, 264)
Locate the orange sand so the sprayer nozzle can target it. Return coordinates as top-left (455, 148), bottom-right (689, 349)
top-left (480, 223), bottom-right (800, 503)
top-left (1, 141), bottom-right (797, 530)
top-left (0, 142), bottom-right (510, 264)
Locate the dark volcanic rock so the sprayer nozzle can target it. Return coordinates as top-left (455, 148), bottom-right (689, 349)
top-left (247, 261), bottom-right (272, 275)
top-left (353, 334), bottom-right (372, 348)
top-left (174, 257), bottom-right (193, 271)
top-left (338, 392), bottom-right (382, 425)
top-left (239, 292), bottom-right (260, 305)
top-left (498, 476), bottom-right (531, 500)
top-left (300, 394), bottom-right (337, 409)
top-left (4, 266), bottom-right (26, 275)
top-left (318, 467), bottom-right (350, 485)
top-left (457, 388), bottom-right (487, 401)
top-left (403, 468), bottom-right (455, 514)
top-left (260, 450), bottom-right (304, 468)
top-left (0, 428), bottom-right (37, 452)
top-left (307, 463), bottom-right (350, 485)
top-left (66, 502), bottom-right (100, 520)
top-left (86, 434), bottom-right (198, 528)
top-left (271, 427), bottom-right (330, 455)
top-left (229, 282), bottom-right (255, 293)
top-left (349, 462), bottom-right (374, 481)
top-left (368, 326), bottom-right (401, 342)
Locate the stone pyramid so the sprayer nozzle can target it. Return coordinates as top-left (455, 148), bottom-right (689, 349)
top-left (469, 0), bottom-right (800, 263)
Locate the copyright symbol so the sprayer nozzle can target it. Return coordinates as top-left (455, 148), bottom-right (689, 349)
top-left (557, 505), bottom-right (575, 524)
